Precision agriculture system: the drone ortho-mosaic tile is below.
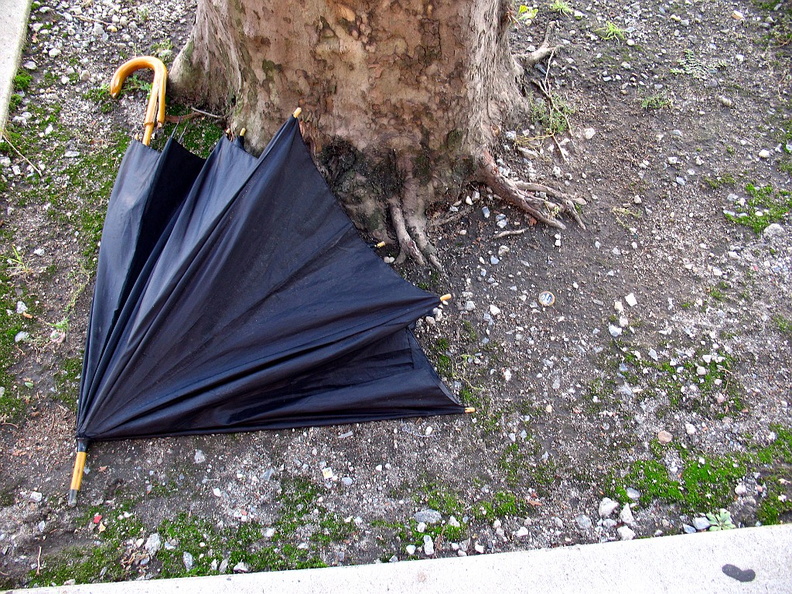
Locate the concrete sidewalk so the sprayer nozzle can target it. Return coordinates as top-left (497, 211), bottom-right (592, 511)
top-left (0, 0), bottom-right (32, 135)
top-left (10, 524), bottom-right (792, 593)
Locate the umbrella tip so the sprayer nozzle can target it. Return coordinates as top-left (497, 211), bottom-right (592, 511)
top-left (465, 407), bottom-right (476, 414)
top-left (239, 128), bottom-right (247, 137)
top-left (440, 294), bottom-right (452, 303)
top-left (293, 107), bottom-right (302, 119)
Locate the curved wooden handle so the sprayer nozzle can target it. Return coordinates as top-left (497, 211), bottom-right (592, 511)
top-left (110, 57), bottom-right (168, 146)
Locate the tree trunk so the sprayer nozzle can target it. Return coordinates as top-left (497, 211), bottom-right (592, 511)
top-left (171, 0), bottom-right (580, 264)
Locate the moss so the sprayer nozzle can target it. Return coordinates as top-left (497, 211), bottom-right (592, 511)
top-left (724, 183), bottom-right (792, 234)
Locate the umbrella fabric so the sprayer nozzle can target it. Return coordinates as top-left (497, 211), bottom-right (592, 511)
top-left (77, 116), bottom-right (462, 442)
top-left (81, 139), bottom-right (204, 404)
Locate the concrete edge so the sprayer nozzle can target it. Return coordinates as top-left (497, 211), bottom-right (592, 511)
top-left (0, 0), bottom-right (33, 136)
top-left (8, 524), bottom-right (792, 594)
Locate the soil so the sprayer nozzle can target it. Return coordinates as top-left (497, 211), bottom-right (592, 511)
top-left (1, 0), bottom-right (791, 589)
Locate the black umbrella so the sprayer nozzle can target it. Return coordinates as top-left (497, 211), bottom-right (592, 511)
top-left (68, 58), bottom-right (467, 505)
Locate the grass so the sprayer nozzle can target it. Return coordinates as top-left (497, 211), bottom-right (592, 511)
top-left (724, 183), bottom-right (792, 233)
top-left (773, 315), bottom-right (792, 338)
top-left (641, 94), bottom-right (672, 110)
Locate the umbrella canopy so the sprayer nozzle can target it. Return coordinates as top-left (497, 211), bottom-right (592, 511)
top-left (69, 57), bottom-right (465, 504)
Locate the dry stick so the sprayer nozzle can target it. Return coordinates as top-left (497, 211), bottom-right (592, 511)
top-left (493, 228), bottom-right (527, 239)
top-left (1, 133), bottom-right (43, 177)
top-left (36, 546), bottom-right (42, 575)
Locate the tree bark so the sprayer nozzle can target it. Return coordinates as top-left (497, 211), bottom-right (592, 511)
top-left (171, 0), bottom-right (576, 261)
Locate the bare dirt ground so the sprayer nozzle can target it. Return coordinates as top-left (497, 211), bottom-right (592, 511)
top-left (1, 0), bottom-right (791, 588)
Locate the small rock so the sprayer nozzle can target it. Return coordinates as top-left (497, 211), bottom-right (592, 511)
top-left (48, 47), bottom-right (62, 58)
top-left (64, 150), bottom-right (81, 158)
top-left (23, 60), bottom-right (37, 71)
top-left (599, 497), bottom-right (619, 518)
top-left (482, 206), bottom-right (490, 219)
top-left (448, 516), bottom-right (461, 528)
top-left (341, 476), bottom-right (353, 486)
top-left (218, 558), bottom-right (229, 573)
top-left (758, 149), bottom-right (771, 159)
top-left (416, 522), bottom-right (427, 533)
top-left (29, 491), bottom-right (43, 503)
top-left (193, 450), bottom-right (206, 464)
top-left (414, 509), bottom-right (442, 524)
top-left (406, 544), bottom-right (417, 555)
top-left (692, 516), bottom-right (711, 531)
top-left (608, 325), bottom-right (622, 338)
top-left (183, 552), bottom-right (194, 571)
top-left (625, 293), bottom-right (638, 307)
top-left (464, 300), bottom-right (476, 311)
top-left (732, 10), bottom-right (744, 19)
top-left (474, 543), bottom-right (485, 554)
top-left (620, 505), bottom-right (635, 526)
top-left (696, 366), bottom-right (707, 376)
top-left (682, 524), bottom-right (697, 534)
top-left (626, 488), bottom-right (641, 501)
top-left (212, 487), bottom-right (222, 497)
top-left (575, 515), bottom-right (592, 530)
top-left (515, 526), bottom-right (529, 538)
top-left (657, 430), bottom-right (673, 444)
top-left (423, 535), bottom-right (435, 556)
top-left (763, 223), bottom-right (786, 240)
top-left (233, 561), bottom-right (250, 573)
top-left (617, 526), bottom-right (635, 540)
top-left (685, 423), bottom-right (696, 435)
top-left (144, 533), bottom-right (161, 555)
top-left (489, 304), bottom-right (501, 316)
top-left (735, 484), bottom-right (748, 496)
top-left (583, 128), bottom-right (596, 140)
top-left (14, 331), bottom-right (30, 343)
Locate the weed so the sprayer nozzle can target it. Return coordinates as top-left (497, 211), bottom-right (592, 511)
top-left (670, 49), bottom-right (713, 79)
top-left (514, 4), bottom-right (538, 25)
top-left (706, 509), bottom-right (736, 530)
top-left (724, 183), bottom-right (792, 233)
top-left (596, 22), bottom-right (626, 41)
top-left (529, 95), bottom-right (574, 137)
top-left (549, 0), bottom-right (573, 15)
top-left (641, 94), bottom-right (672, 110)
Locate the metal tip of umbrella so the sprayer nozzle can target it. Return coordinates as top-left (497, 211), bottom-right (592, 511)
top-left (239, 128), bottom-right (247, 137)
top-left (465, 407), bottom-right (476, 414)
top-left (440, 294), bottom-right (452, 303)
top-left (293, 107), bottom-right (302, 119)
top-left (375, 241), bottom-right (386, 248)
top-left (110, 56), bottom-right (168, 147)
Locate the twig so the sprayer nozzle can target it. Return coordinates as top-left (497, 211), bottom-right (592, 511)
top-left (1, 421), bottom-right (20, 429)
top-left (56, 11), bottom-right (112, 26)
top-left (36, 546), bottom-right (42, 575)
top-left (494, 228), bottom-right (527, 239)
top-left (1, 132), bottom-right (43, 177)
top-left (190, 107), bottom-right (224, 119)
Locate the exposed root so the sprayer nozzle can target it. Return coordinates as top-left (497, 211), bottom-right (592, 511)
top-left (389, 199), bottom-right (425, 266)
top-left (477, 151), bottom-right (586, 230)
top-left (515, 22), bottom-right (557, 70)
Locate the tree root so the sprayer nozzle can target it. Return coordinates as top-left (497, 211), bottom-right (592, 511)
top-left (388, 165), bottom-right (443, 269)
top-left (476, 151), bottom-right (586, 230)
top-left (515, 21), bottom-right (557, 70)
